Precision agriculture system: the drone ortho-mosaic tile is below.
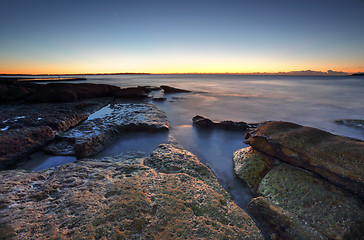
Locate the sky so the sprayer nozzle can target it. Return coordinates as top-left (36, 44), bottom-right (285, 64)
top-left (0, 0), bottom-right (364, 74)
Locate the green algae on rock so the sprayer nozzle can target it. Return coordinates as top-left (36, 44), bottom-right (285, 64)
top-left (0, 140), bottom-right (263, 239)
top-left (257, 164), bottom-right (364, 240)
top-left (248, 196), bottom-right (326, 240)
top-left (233, 146), bottom-right (274, 190)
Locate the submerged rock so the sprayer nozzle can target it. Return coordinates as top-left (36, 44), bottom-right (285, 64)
top-left (0, 139), bottom-right (263, 239)
top-left (336, 119), bottom-right (364, 131)
top-left (245, 121), bottom-right (364, 198)
top-left (255, 163), bottom-right (364, 239)
top-left (50, 102), bottom-right (169, 158)
top-left (193, 115), bottom-right (249, 131)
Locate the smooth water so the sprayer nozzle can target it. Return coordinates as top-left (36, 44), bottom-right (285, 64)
top-left (73, 74), bottom-right (364, 140)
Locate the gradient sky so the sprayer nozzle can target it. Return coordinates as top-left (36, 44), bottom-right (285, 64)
top-left (1, 0), bottom-right (364, 74)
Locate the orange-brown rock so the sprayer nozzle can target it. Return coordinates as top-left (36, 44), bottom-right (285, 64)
top-left (245, 121), bottom-right (364, 198)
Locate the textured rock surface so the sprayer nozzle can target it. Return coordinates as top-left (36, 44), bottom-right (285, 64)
top-left (0, 127), bottom-right (56, 169)
top-left (256, 164), bottom-right (364, 239)
top-left (245, 121), bottom-right (364, 198)
top-left (50, 101), bottom-right (170, 158)
top-left (248, 196), bottom-right (326, 240)
top-left (145, 138), bottom-right (225, 195)
top-left (233, 147), bottom-right (274, 190)
top-left (0, 140), bottom-right (263, 240)
top-left (0, 99), bottom-right (109, 169)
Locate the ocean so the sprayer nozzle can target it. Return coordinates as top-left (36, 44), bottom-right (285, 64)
top-left (19, 74), bottom-right (364, 208)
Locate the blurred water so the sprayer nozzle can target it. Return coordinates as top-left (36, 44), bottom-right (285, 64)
top-left (71, 74), bottom-right (364, 140)
top-left (19, 74), bottom-right (364, 210)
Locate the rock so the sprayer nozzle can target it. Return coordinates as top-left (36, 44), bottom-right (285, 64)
top-left (233, 147), bottom-right (274, 190)
top-left (0, 140), bottom-right (263, 239)
top-left (245, 121), bottom-right (364, 198)
top-left (26, 83), bottom-right (126, 102)
top-left (145, 138), bottom-right (225, 193)
top-left (0, 127), bottom-right (56, 170)
top-left (193, 115), bottom-right (249, 131)
top-left (0, 84), bottom-right (31, 101)
top-left (52, 102), bottom-right (169, 158)
top-left (336, 119), bottom-right (364, 131)
top-left (0, 78), bottom-right (18, 85)
top-left (256, 163), bottom-right (364, 239)
top-left (160, 85), bottom-right (191, 93)
top-left (152, 97), bottom-right (167, 101)
top-left (0, 99), bottom-right (110, 169)
top-left (219, 120), bottom-right (249, 131)
top-left (0, 80), bottom-right (150, 103)
top-left (112, 86), bottom-right (148, 99)
top-left (248, 196), bottom-right (327, 240)
top-left (192, 115), bottom-right (215, 128)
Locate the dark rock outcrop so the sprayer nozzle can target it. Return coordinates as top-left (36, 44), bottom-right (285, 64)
top-left (0, 79), bottom-right (149, 103)
top-left (244, 121), bottom-right (364, 198)
top-left (0, 127), bottom-right (56, 169)
top-left (160, 85), bottom-right (191, 93)
top-left (193, 115), bottom-right (249, 131)
top-left (0, 139), bottom-right (263, 239)
top-left (0, 99), bottom-right (109, 169)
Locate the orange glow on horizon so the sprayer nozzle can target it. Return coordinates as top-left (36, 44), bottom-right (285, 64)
top-left (1, 60), bottom-right (363, 75)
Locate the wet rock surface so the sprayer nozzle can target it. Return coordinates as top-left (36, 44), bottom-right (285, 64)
top-left (49, 101), bottom-right (170, 158)
top-left (0, 139), bottom-right (263, 240)
top-left (245, 121), bottom-right (364, 198)
top-left (0, 99), bottom-right (110, 169)
top-left (193, 115), bottom-right (249, 131)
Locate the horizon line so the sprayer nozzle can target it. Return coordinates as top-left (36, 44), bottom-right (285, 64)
top-left (1, 70), bottom-right (362, 76)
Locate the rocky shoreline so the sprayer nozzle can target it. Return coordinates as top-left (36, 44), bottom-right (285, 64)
top-left (1, 80), bottom-right (363, 239)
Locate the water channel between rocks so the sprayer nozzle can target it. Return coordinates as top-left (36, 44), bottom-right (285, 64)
top-left (18, 94), bottom-right (255, 210)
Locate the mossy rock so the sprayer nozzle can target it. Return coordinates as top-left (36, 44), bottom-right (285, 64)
top-left (0, 140), bottom-right (263, 239)
top-left (233, 146), bottom-right (274, 190)
top-left (258, 164), bottom-right (364, 239)
top-left (248, 196), bottom-right (326, 240)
